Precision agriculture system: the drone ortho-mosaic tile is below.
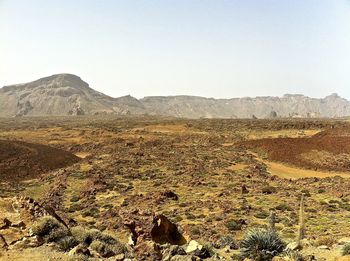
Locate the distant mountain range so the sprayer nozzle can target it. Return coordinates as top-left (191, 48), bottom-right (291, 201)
top-left (1, 74), bottom-right (350, 119)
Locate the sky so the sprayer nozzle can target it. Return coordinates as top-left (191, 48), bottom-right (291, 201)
top-left (1, 0), bottom-right (350, 99)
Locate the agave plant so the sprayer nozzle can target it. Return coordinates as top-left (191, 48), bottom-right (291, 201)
top-left (240, 228), bottom-right (286, 261)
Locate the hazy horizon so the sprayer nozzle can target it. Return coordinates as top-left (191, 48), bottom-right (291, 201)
top-left (1, 0), bottom-right (350, 99)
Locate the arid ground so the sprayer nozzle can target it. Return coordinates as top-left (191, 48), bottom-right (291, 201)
top-left (1, 116), bottom-right (350, 260)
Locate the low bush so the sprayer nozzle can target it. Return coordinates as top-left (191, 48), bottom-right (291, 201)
top-left (342, 243), bottom-right (350, 256)
top-left (57, 236), bottom-right (78, 251)
top-left (32, 216), bottom-right (61, 237)
top-left (225, 220), bottom-right (242, 231)
top-left (240, 228), bottom-right (286, 261)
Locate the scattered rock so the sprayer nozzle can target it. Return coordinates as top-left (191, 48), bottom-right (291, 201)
top-left (68, 244), bottom-right (91, 256)
top-left (151, 215), bottom-right (186, 245)
top-left (186, 240), bottom-right (202, 254)
top-left (286, 241), bottom-right (300, 251)
top-left (115, 253), bottom-right (125, 261)
top-left (317, 245), bottom-right (330, 250)
top-left (193, 246), bottom-right (211, 259)
top-left (162, 245), bottom-right (187, 261)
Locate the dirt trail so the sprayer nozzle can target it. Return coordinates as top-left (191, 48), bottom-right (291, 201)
top-left (266, 161), bottom-right (350, 180)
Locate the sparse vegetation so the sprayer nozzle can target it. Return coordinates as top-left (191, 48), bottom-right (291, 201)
top-left (2, 117), bottom-right (350, 260)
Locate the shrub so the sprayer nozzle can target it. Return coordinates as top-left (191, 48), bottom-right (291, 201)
top-left (275, 203), bottom-right (292, 212)
top-left (190, 227), bottom-right (201, 235)
top-left (315, 236), bottom-right (336, 247)
top-left (90, 240), bottom-right (126, 258)
top-left (214, 235), bottom-right (238, 249)
top-left (342, 243), bottom-right (350, 256)
top-left (32, 216), bottom-right (61, 237)
top-left (70, 195), bottom-right (80, 202)
top-left (57, 236), bottom-right (78, 251)
top-left (225, 220), bottom-right (242, 231)
top-left (71, 226), bottom-right (98, 245)
top-left (240, 228), bottom-right (286, 261)
top-left (46, 227), bottom-right (70, 242)
top-left (254, 210), bottom-right (270, 219)
top-left (262, 186), bottom-right (276, 194)
top-left (82, 207), bottom-right (100, 218)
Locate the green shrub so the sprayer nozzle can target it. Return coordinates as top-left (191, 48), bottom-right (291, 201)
top-left (190, 226), bottom-right (201, 235)
top-left (71, 226), bottom-right (97, 245)
top-left (90, 240), bottom-right (126, 258)
top-left (46, 227), bottom-right (70, 242)
top-left (262, 186), bottom-right (276, 194)
top-left (32, 216), bottom-right (61, 237)
top-left (275, 203), bottom-right (292, 212)
top-left (342, 243), bottom-right (350, 256)
top-left (82, 207), bottom-right (100, 218)
top-left (254, 210), bottom-right (270, 219)
top-left (225, 220), bottom-right (242, 231)
top-left (240, 228), bottom-right (286, 261)
top-left (70, 195), bottom-right (80, 202)
top-left (57, 236), bottom-right (78, 251)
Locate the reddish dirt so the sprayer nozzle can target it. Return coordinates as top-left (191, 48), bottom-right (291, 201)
top-left (0, 140), bottom-right (79, 181)
top-left (244, 127), bottom-right (350, 172)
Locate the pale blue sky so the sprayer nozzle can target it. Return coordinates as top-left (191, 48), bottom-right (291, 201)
top-left (1, 0), bottom-right (350, 99)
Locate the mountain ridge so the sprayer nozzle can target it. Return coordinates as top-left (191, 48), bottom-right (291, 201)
top-left (1, 74), bottom-right (350, 119)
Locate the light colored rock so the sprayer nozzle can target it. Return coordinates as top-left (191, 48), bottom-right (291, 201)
top-left (128, 234), bottom-right (135, 246)
top-left (317, 245), bottom-right (330, 250)
top-left (68, 244), bottom-right (90, 256)
top-left (286, 241), bottom-right (300, 251)
top-left (186, 240), bottom-right (202, 253)
top-left (115, 253), bottom-right (125, 261)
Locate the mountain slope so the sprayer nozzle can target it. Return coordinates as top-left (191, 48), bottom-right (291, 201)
top-left (140, 94), bottom-right (350, 118)
top-left (1, 74), bottom-right (350, 118)
top-left (0, 74), bottom-right (144, 117)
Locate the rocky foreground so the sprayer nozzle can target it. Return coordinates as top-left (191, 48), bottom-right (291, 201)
top-left (1, 196), bottom-right (350, 260)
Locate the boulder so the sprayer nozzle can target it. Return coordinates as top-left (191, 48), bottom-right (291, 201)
top-left (186, 240), bottom-right (202, 254)
top-left (115, 253), bottom-right (125, 261)
top-left (151, 215), bottom-right (186, 245)
top-left (68, 244), bottom-right (91, 256)
top-left (286, 241), bottom-right (300, 251)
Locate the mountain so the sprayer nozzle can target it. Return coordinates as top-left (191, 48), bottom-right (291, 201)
top-left (1, 74), bottom-right (350, 118)
top-left (0, 74), bottom-right (144, 117)
top-left (141, 93), bottom-right (350, 119)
